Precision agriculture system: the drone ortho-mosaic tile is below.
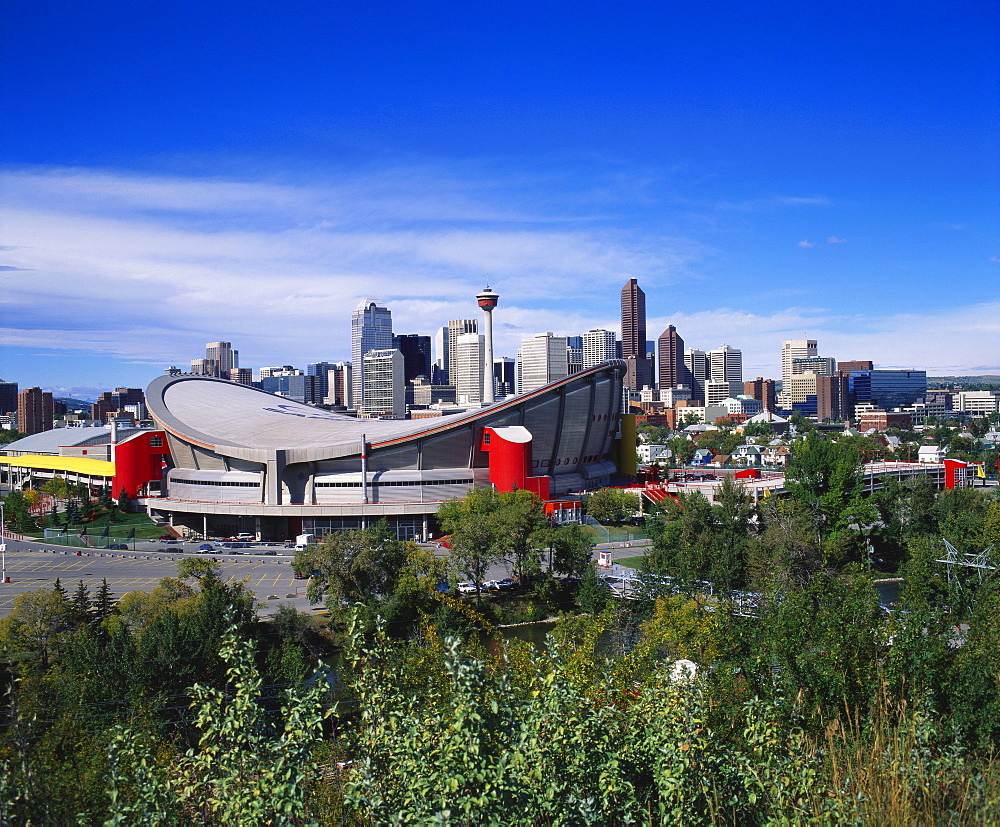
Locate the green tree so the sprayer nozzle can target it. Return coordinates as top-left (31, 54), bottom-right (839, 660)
top-left (105, 626), bottom-right (327, 824)
top-left (585, 487), bottom-right (641, 524)
top-left (93, 578), bottom-right (116, 621)
top-left (546, 524), bottom-right (596, 578)
top-left (575, 564), bottom-right (610, 613)
top-left (71, 580), bottom-right (91, 623)
top-left (116, 487), bottom-right (133, 513)
top-left (0, 588), bottom-right (74, 666)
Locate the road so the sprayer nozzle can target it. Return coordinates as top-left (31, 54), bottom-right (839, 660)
top-left (0, 536), bottom-right (314, 619)
top-left (0, 535), bottom-right (654, 618)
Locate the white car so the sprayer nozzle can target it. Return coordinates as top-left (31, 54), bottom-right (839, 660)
top-left (456, 581), bottom-right (479, 594)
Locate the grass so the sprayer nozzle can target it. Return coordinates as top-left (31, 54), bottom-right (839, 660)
top-left (615, 555), bottom-right (646, 569)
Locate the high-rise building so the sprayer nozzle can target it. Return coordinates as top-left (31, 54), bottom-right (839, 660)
top-left (848, 370), bottom-right (927, 411)
top-left (392, 335), bottom-right (432, 384)
top-left (708, 344), bottom-right (742, 384)
top-left (657, 325), bottom-right (684, 389)
top-left (582, 329), bottom-right (617, 369)
top-left (743, 378), bottom-right (777, 412)
top-left (493, 357), bottom-right (515, 399)
top-left (567, 345), bottom-right (583, 375)
top-left (91, 388), bottom-right (145, 423)
top-left (683, 349), bottom-right (709, 404)
top-left (781, 339), bottom-right (818, 385)
top-left (325, 362), bottom-right (353, 408)
top-left (518, 333), bottom-right (568, 393)
top-left (432, 326), bottom-right (449, 384)
top-left (454, 333), bottom-right (485, 405)
top-left (446, 319), bottom-right (478, 386)
top-left (352, 298), bottom-right (394, 407)
top-left (307, 361), bottom-right (338, 402)
top-left (816, 374), bottom-right (851, 421)
top-left (0, 380), bottom-right (19, 414)
top-left (17, 387), bottom-right (54, 435)
top-left (261, 374), bottom-right (318, 404)
top-left (620, 279), bottom-right (652, 390)
top-left (206, 342), bottom-right (238, 377)
top-left (230, 368), bottom-right (253, 385)
top-left (792, 356), bottom-right (836, 377)
top-left (361, 349), bottom-right (405, 418)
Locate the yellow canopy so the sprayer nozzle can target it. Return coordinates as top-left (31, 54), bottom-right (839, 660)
top-left (0, 454), bottom-right (115, 477)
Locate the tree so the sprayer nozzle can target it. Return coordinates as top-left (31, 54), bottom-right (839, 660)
top-left (71, 580), bottom-right (91, 623)
top-left (437, 488), bottom-right (516, 595)
top-left (295, 520), bottom-right (408, 613)
top-left (177, 556), bottom-right (223, 585)
top-left (0, 588), bottom-right (74, 666)
top-left (547, 524), bottom-right (596, 579)
top-left (2, 489), bottom-right (36, 532)
top-left (575, 564), bottom-right (610, 614)
top-left (105, 627), bottom-right (327, 823)
top-left (117, 488), bottom-right (133, 513)
top-left (585, 488), bottom-right (641, 524)
top-left (93, 578), bottom-right (115, 621)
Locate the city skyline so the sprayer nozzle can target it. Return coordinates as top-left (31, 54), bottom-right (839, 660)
top-left (2, 2), bottom-right (998, 398)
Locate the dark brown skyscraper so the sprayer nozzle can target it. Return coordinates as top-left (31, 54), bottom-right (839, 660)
top-left (657, 325), bottom-right (684, 389)
top-left (621, 278), bottom-right (652, 390)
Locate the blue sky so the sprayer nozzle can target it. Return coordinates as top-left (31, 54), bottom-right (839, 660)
top-left (1, 1), bottom-right (997, 399)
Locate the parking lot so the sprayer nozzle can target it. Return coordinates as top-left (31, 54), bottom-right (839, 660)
top-left (0, 540), bottom-right (316, 618)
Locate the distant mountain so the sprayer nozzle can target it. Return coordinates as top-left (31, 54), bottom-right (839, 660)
top-left (55, 397), bottom-right (93, 412)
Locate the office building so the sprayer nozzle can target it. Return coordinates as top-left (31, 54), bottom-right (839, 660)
top-left (683, 349), bottom-right (709, 404)
top-left (657, 326), bottom-right (684, 390)
top-left (446, 319), bottom-right (478, 388)
top-left (307, 362), bottom-right (338, 403)
top-left (781, 339), bottom-right (818, 385)
top-left (743, 378), bottom-right (777, 412)
top-left (392, 335), bottom-right (433, 384)
top-left (230, 368), bottom-right (254, 386)
top-left (816, 374), bottom-right (851, 421)
top-left (325, 362), bottom-right (353, 408)
top-left (206, 342), bottom-right (238, 377)
top-left (493, 357), bottom-right (515, 399)
top-left (792, 356), bottom-right (836, 377)
top-left (582, 329), bottom-right (617, 369)
top-left (361, 349), bottom-right (405, 419)
top-left (0, 380), bottom-right (19, 414)
top-left (352, 298), bottom-right (394, 407)
top-left (454, 333), bottom-right (484, 406)
top-left (432, 326), bottom-right (449, 384)
top-left (518, 333), bottom-right (568, 393)
top-left (621, 279), bottom-right (652, 390)
top-left (261, 374), bottom-right (318, 405)
top-left (848, 370), bottom-right (927, 411)
top-left (259, 366), bottom-right (300, 379)
top-left (837, 360), bottom-right (873, 374)
top-left (17, 387), bottom-right (54, 435)
top-left (567, 344), bottom-right (583, 375)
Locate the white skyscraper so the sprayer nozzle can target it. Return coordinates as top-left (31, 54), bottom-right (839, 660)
top-left (781, 339), bottom-right (818, 385)
top-left (582, 329), bottom-right (616, 370)
top-left (361, 349), bottom-right (404, 419)
top-left (517, 333), bottom-right (568, 393)
top-left (352, 298), bottom-right (393, 407)
top-left (454, 333), bottom-right (485, 405)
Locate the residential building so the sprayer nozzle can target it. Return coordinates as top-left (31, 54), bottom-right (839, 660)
top-left (352, 298), bottom-right (394, 407)
top-left (518, 333), bottom-right (568, 393)
top-left (621, 279), bottom-right (652, 390)
top-left (361, 349), bottom-right (405, 418)
top-left (657, 325), bottom-right (684, 389)
top-left (582, 329), bottom-right (617, 369)
top-left (743, 377), bottom-right (777, 411)
top-left (17, 387), bottom-right (54, 435)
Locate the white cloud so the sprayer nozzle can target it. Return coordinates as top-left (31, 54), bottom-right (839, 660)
top-left (826, 236), bottom-right (847, 244)
top-left (798, 240), bottom-right (815, 248)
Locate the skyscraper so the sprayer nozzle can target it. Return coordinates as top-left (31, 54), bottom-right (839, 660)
top-left (361, 349), bottom-right (405, 418)
top-left (352, 298), bottom-right (393, 407)
top-left (447, 319), bottom-right (478, 387)
top-left (517, 333), bottom-right (568, 393)
top-left (17, 387), bottom-right (54, 435)
top-left (656, 325), bottom-right (684, 389)
top-left (781, 339), bottom-right (818, 385)
top-left (0, 380), bottom-right (19, 415)
top-left (454, 333), bottom-right (484, 405)
top-left (621, 278), bottom-right (652, 390)
top-left (582, 329), bottom-right (617, 369)
top-left (206, 342), bottom-right (238, 377)
top-left (683, 349), bottom-right (709, 404)
top-left (392, 335), bottom-right (432, 384)
top-left (307, 361), bottom-right (338, 402)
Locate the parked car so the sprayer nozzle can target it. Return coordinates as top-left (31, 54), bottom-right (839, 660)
top-left (199, 543), bottom-right (214, 552)
top-left (158, 535), bottom-right (175, 541)
top-left (107, 543), bottom-right (128, 550)
top-left (261, 549), bottom-right (277, 556)
top-left (456, 581), bottom-right (479, 594)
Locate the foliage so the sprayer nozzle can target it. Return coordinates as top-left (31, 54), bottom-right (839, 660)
top-left (105, 625), bottom-right (327, 825)
top-left (585, 487), bottom-right (641, 524)
top-left (2, 489), bottom-right (37, 532)
top-left (536, 523), bottom-right (595, 578)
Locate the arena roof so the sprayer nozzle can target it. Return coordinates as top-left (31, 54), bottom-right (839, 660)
top-left (146, 363), bottom-right (627, 455)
